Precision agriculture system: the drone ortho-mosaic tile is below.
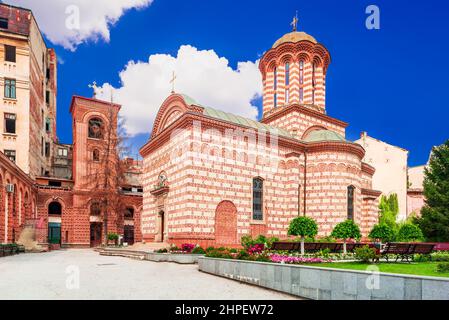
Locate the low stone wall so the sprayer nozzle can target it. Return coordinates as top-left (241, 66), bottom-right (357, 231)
top-left (146, 253), bottom-right (203, 264)
top-left (198, 257), bottom-right (449, 300)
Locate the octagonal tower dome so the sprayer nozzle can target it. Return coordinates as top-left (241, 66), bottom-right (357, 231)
top-left (259, 24), bottom-right (331, 118)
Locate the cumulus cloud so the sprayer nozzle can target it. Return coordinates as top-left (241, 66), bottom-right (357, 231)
top-left (96, 45), bottom-right (262, 136)
top-left (7, 0), bottom-right (152, 50)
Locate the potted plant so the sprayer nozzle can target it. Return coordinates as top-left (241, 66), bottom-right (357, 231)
top-left (331, 220), bottom-right (361, 254)
top-left (107, 233), bottom-right (119, 246)
top-left (288, 216), bottom-right (318, 255)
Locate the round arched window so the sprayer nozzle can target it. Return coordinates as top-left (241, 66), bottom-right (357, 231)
top-left (88, 118), bottom-right (104, 139)
top-left (48, 201), bottom-right (62, 215)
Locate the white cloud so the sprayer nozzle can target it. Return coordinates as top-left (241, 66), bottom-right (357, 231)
top-left (96, 45), bottom-right (262, 136)
top-left (7, 0), bottom-right (152, 50)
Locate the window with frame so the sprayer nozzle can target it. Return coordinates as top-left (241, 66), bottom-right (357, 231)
top-left (4, 150), bottom-right (16, 162)
top-left (124, 207), bottom-right (134, 219)
top-left (88, 118), bottom-right (104, 139)
top-left (45, 142), bottom-right (50, 158)
top-left (347, 185), bottom-right (355, 220)
top-left (0, 18), bottom-right (8, 29)
top-left (4, 45), bottom-right (16, 62)
top-left (58, 148), bottom-right (68, 157)
top-left (252, 178), bottom-right (264, 221)
top-left (4, 113), bottom-right (16, 134)
top-left (45, 90), bottom-right (50, 105)
top-left (90, 202), bottom-right (101, 216)
top-left (45, 118), bottom-right (51, 132)
top-left (285, 63), bottom-right (290, 86)
top-left (4, 78), bottom-right (16, 99)
top-left (93, 149), bottom-right (100, 162)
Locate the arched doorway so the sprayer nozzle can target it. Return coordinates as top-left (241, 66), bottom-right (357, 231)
top-left (215, 201), bottom-right (237, 246)
top-left (48, 201), bottom-right (62, 245)
top-left (124, 207), bottom-right (135, 245)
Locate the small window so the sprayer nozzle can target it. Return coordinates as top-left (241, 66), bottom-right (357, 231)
top-left (45, 90), bottom-right (50, 104)
top-left (93, 149), bottom-right (100, 162)
top-left (347, 185), bottom-right (355, 220)
top-left (46, 68), bottom-right (50, 80)
top-left (45, 142), bottom-right (50, 157)
top-left (4, 45), bottom-right (16, 63)
top-left (4, 78), bottom-right (16, 99)
top-left (252, 178), bottom-right (264, 221)
top-left (4, 113), bottom-right (16, 134)
top-left (285, 63), bottom-right (290, 86)
top-left (0, 18), bottom-right (8, 29)
top-left (58, 148), bottom-right (68, 157)
top-left (4, 149), bottom-right (16, 162)
top-left (48, 180), bottom-right (62, 187)
top-left (274, 93), bottom-right (277, 108)
top-left (88, 118), bottom-right (104, 139)
top-left (125, 208), bottom-right (134, 219)
top-left (45, 118), bottom-right (51, 132)
top-left (90, 202), bottom-right (101, 216)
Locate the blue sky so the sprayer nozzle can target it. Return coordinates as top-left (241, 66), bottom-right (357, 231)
top-left (13, 0), bottom-right (449, 166)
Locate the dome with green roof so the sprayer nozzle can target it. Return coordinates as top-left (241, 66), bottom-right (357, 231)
top-left (303, 130), bottom-right (346, 143)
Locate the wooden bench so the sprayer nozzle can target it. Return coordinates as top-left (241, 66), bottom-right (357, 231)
top-left (379, 243), bottom-right (435, 262)
top-left (271, 241), bottom-right (361, 253)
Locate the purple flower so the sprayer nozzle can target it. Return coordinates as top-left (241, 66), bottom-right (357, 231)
top-left (269, 254), bottom-right (332, 264)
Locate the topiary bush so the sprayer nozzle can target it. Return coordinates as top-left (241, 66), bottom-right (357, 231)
top-left (369, 223), bottom-right (396, 244)
top-left (396, 223), bottom-right (424, 242)
top-left (331, 220), bottom-right (362, 254)
top-left (354, 245), bottom-right (378, 263)
top-left (288, 216), bottom-right (318, 255)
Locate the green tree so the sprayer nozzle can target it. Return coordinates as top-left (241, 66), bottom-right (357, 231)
top-left (288, 216), bottom-right (318, 255)
top-left (368, 223), bottom-right (395, 245)
top-left (331, 220), bottom-right (361, 254)
top-left (416, 141), bottom-right (449, 241)
top-left (378, 194), bottom-right (399, 232)
top-left (396, 223), bottom-right (424, 242)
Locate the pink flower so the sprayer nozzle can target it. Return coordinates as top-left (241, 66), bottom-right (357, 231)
top-left (181, 243), bottom-right (196, 253)
top-left (269, 254), bottom-right (331, 264)
top-left (248, 244), bottom-right (265, 255)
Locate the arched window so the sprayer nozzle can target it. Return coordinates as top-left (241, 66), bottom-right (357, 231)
top-left (125, 207), bottom-right (134, 219)
top-left (252, 178), bottom-right (263, 221)
top-left (93, 149), bottom-right (100, 162)
top-left (285, 63), bottom-right (290, 86)
top-left (90, 202), bottom-right (101, 216)
top-left (299, 61), bottom-right (304, 102)
top-left (273, 67), bottom-right (277, 107)
top-left (88, 117), bottom-right (104, 139)
top-left (347, 186), bottom-right (355, 220)
top-left (48, 201), bottom-right (62, 215)
top-left (312, 63), bottom-right (316, 104)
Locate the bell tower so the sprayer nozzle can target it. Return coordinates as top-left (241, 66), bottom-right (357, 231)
top-left (259, 16), bottom-right (331, 118)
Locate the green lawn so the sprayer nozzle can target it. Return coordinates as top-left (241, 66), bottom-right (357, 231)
top-left (310, 262), bottom-right (449, 278)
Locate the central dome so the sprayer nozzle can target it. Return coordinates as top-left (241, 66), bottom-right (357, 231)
top-left (272, 31), bottom-right (317, 48)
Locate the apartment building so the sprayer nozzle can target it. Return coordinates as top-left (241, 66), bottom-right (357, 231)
top-left (0, 4), bottom-right (57, 178)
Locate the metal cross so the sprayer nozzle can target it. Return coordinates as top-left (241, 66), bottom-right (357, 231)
top-left (291, 11), bottom-right (299, 32)
top-left (170, 71), bottom-right (177, 93)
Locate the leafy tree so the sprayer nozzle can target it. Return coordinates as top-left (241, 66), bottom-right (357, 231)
top-left (368, 223), bottom-right (395, 245)
top-left (415, 141), bottom-right (449, 241)
top-left (288, 216), bottom-right (318, 255)
top-left (331, 220), bottom-right (361, 254)
top-left (396, 223), bottom-right (424, 242)
top-left (378, 194), bottom-right (399, 232)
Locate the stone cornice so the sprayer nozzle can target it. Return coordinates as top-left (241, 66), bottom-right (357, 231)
top-left (261, 103), bottom-right (348, 129)
top-left (361, 162), bottom-right (376, 176)
top-left (361, 188), bottom-right (382, 198)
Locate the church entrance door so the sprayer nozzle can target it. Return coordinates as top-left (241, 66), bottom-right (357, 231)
top-left (90, 222), bottom-right (102, 247)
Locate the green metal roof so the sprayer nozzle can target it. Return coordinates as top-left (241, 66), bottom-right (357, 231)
top-left (179, 93), bottom-right (294, 139)
top-left (303, 129), bottom-right (347, 142)
top-left (202, 106), bottom-right (294, 138)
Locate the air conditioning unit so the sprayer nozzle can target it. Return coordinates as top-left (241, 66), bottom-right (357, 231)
top-left (5, 184), bottom-right (14, 193)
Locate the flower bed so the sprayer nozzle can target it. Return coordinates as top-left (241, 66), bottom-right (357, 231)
top-left (270, 254), bottom-right (331, 264)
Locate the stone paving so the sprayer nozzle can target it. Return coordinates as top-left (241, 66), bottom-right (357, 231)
top-left (0, 249), bottom-right (298, 300)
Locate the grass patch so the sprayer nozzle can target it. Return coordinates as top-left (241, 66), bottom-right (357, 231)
top-left (309, 262), bottom-right (449, 278)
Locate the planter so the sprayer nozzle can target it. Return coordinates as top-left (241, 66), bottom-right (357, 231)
top-left (146, 253), bottom-right (204, 264)
top-left (198, 257), bottom-right (449, 300)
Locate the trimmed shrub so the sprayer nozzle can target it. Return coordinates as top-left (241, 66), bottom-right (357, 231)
top-left (288, 216), bottom-right (318, 255)
top-left (369, 223), bottom-right (395, 243)
top-left (354, 245), bottom-right (378, 263)
top-left (396, 223), bottom-right (424, 242)
top-left (436, 262), bottom-right (449, 273)
top-left (331, 220), bottom-right (362, 254)
top-left (191, 246), bottom-right (205, 254)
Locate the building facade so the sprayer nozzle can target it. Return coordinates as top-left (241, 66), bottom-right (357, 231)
top-left (140, 30), bottom-right (382, 247)
top-left (0, 4), bottom-right (142, 249)
top-left (355, 132), bottom-right (409, 221)
top-left (0, 4), bottom-right (57, 178)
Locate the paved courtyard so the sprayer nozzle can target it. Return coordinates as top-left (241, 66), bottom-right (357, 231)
top-left (0, 249), bottom-right (298, 300)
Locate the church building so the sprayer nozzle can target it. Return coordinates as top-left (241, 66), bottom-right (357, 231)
top-left (140, 25), bottom-right (382, 247)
